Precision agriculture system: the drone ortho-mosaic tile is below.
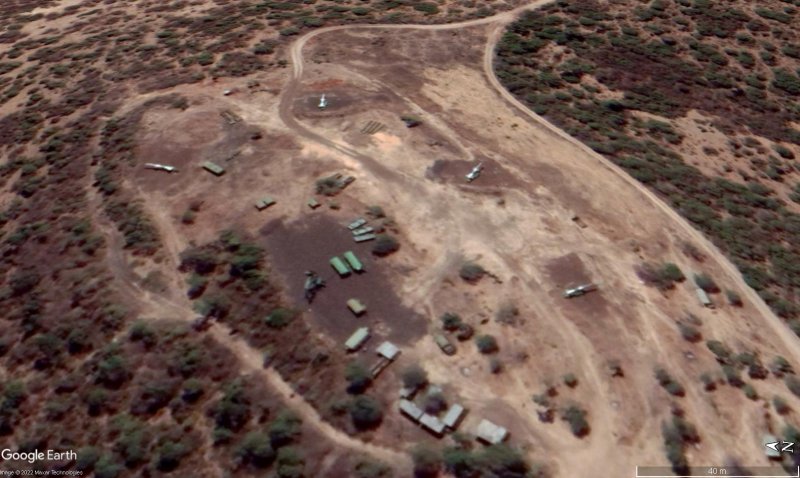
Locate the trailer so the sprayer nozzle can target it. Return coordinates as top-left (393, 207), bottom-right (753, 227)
top-left (202, 161), bottom-right (225, 176)
top-left (351, 226), bottom-right (374, 236)
top-left (345, 327), bottom-right (370, 352)
top-left (354, 233), bottom-right (376, 243)
top-left (343, 251), bottom-right (364, 272)
top-left (348, 218), bottom-right (367, 230)
top-left (144, 163), bottom-right (178, 173)
top-left (347, 298), bottom-right (367, 316)
top-left (330, 256), bottom-right (351, 277)
top-left (563, 283), bottom-right (598, 298)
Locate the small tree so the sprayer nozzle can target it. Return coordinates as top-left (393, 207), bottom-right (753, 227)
top-left (401, 364), bottom-right (428, 390)
top-left (345, 361), bottom-right (372, 394)
top-left (694, 272), bottom-right (720, 293)
top-left (269, 410), bottom-right (302, 448)
top-left (459, 262), bottom-right (486, 283)
top-left (725, 289), bottom-right (743, 307)
top-left (561, 405), bottom-right (590, 437)
top-left (489, 357), bottom-right (503, 374)
top-left (563, 373), bottom-right (578, 388)
top-left (440, 312), bottom-right (463, 331)
top-left (678, 322), bottom-right (701, 343)
top-left (475, 335), bottom-right (499, 354)
top-left (372, 234), bottom-right (400, 257)
top-left (786, 375), bottom-right (800, 398)
top-left (773, 395), bottom-right (791, 415)
top-left (349, 395), bottom-right (383, 430)
top-left (661, 263), bottom-right (685, 283)
top-left (236, 432), bottom-right (276, 468)
top-left (423, 391), bottom-right (447, 414)
top-left (411, 445), bottom-right (441, 478)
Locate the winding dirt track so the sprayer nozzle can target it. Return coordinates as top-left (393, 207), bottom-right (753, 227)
top-left (282, 1), bottom-right (800, 367)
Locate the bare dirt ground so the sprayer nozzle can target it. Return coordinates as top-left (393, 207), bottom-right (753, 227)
top-left (29, 0), bottom-right (800, 475)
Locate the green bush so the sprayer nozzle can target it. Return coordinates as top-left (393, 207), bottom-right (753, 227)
top-left (475, 335), bottom-right (499, 354)
top-left (269, 410), bottom-right (302, 448)
top-left (561, 405), bottom-right (590, 437)
top-left (372, 234), bottom-right (400, 257)
top-left (725, 289), bottom-right (743, 306)
top-left (440, 312), bottom-right (463, 331)
top-left (693, 272), bottom-right (720, 293)
top-left (236, 431), bottom-right (275, 468)
top-left (678, 322), bottom-right (701, 343)
top-left (345, 361), bottom-right (372, 394)
top-left (349, 395), bottom-right (383, 430)
top-left (563, 373), bottom-right (578, 388)
top-left (265, 308), bottom-right (296, 329)
top-left (401, 364), bottom-right (428, 390)
top-left (785, 375), bottom-right (800, 398)
top-left (773, 395), bottom-right (791, 415)
top-left (459, 262), bottom-right (486, 282)
top-left (411, 446), bottom-right (441, 478)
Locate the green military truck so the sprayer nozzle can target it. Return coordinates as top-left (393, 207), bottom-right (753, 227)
top-left (330, 256), bottom-right (351, 277)
top-left (343, 251), bottom-right (364, 272)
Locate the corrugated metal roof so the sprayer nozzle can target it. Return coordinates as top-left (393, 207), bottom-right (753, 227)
top-left (442, 404), bottom-right (465, 429)
top-left (376, 341), bottom-right (400, 360)
top-left (399, 399), bottom-right (423, 421)
top-left (475, 419), bottom-right (508, 445)
top-left (420, 414), bottom-right (445, 435)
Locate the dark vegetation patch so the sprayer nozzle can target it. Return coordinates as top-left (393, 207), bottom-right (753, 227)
top-left (496, 0), bottom-right (800, 320)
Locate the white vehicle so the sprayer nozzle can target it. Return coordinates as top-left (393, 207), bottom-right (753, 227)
top-left (563, 283), bottom-right (598, 298)
top-left (318, 94), bottom-right (328, 109)
top-left (144, 163), bottom-right (178, 173)
top-left (466, 163), bottom-right (483, 182)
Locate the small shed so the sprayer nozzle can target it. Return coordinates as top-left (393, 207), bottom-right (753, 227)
top-left (443, 404), bottom-right (466, 430)
top-left (348, 218), bottom-right (367, 230)
top-left (202, 161), bottom-right (225, 176)
top-left (254, 197), bottom-right (276, 210)
top-left (475, 419), bottom-right (508, 445)
top-left (696, 288), bottom-right (714, 308)
top-left (347, 298), bottom-right (367, 316)
top-left (330, 257), bottom-right (351, 277)
top-left (399, 399), bottom-right (424, 422)
top-left (420, 414), bottom-right (446, 436)
top-left (307, 198), bottom-right (321, 209)
top-left (345, 327), bottom-right (370, 352)
top-left (376, 341), bottom-right (400, 361)
top-left (343, 251), bottom-right (364, 272)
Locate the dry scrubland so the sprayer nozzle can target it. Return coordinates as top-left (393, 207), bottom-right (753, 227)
top-left (2, 0), bottom-right (800, 477)
top-left (496, 0), bottom-right (800, 322)
top-left (0, 1), bottom-right (524, 477)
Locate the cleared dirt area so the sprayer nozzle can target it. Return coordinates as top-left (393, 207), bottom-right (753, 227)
top-left (262, 215), bottom-right (427, 346)
top-left (5, 0), bottom-right (800, 476)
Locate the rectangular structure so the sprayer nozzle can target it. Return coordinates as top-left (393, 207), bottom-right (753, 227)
top-left (420, 414), bottom-right (446, 436)
top-left (351, 226), bottom-right (374, 236)
top-left (343, 251), bottom-right (364, 272)
top-left (475, 419), bottom-right (508, 445)
top-left (202, 161), bottom-right (225, 176)
top-left (345, 327), bottom-right (370, 352)
top-left (347, 298), bottom-right (367, 316)
top-left (443, 404), bottom-right (466, 430)
top-left (399, 399), bottom-right (424, 422)
top-left (254, 197), bottom-right (276, 210)
top-left (330, 256), bottom-right (351, 277)
top-left (348, 218), bottom-right (367, 230)
top-left (353, 233), bottom-right (376, 243)
top-left (376, 341), bottom-right (400, 361)
top-left (307, 198), bottom-right (321, 209)
top-left (433, 334), bottom-right (456, 355)
top-left (696, 288), bottom-right (714, 308)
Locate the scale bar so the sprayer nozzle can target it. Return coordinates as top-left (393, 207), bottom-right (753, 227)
top-left (635, 466), bottom-right (800, 478)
